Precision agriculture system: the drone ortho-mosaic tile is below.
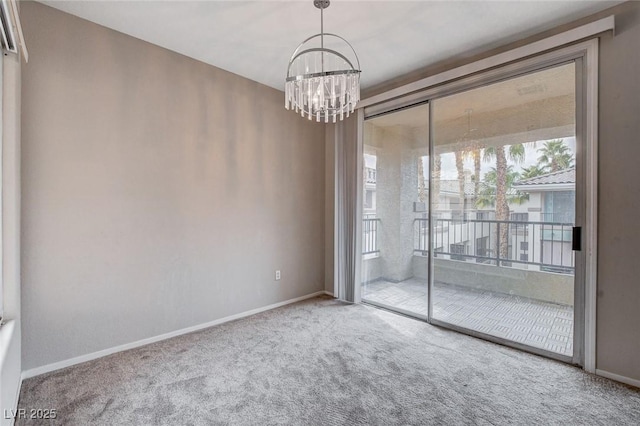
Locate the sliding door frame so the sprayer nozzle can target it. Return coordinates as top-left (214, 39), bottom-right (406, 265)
top-left (427, 58), bottom-right (585, 366)
top-left (359, 39), bottom-right (600, 371)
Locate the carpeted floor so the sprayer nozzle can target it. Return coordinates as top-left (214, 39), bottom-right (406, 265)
top-left (17, 296), bottom-right (640, 425)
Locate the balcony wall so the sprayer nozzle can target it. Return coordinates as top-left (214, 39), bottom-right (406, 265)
top-left (362, 256), bottom-right (384, 285)
top-left (412, 256), bottom-right (573, 305)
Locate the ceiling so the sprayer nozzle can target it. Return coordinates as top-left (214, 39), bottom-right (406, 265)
top-left (40, 0), bottom-right (622, 93)
top-left (369, 62), bottom-right (574, 129)
top-left (366, 63), bottom-right (576, 150)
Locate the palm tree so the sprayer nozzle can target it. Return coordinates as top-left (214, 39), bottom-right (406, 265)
top-left (454, 145), bottom-right (484, 210)
top-left (521, 164), bottom-right (547, 179)
top-left (455, 110), bottom-right (484, 202)
top-left (537, 139), bottom-right (573, 172)
top-left (480, 144), bottom-right (526, 261)
top-left (469, 146), bottom-right (483, 199)
top-left (476, 167), bottom-right (530, 208)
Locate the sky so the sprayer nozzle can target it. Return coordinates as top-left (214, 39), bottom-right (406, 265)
top-left (440, 137), bottom-right (576, 180)
top-left (438, 137), bottom-right (576, 180)
top-left (364, 137), bottom-right (576, 181)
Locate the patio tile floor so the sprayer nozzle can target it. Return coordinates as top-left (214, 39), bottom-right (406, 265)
top-left (362, 278), bottom-right (574, 357)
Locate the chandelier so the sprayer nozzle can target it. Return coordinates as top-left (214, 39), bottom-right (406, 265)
top-left (285, 0), bottom-right (361, 123)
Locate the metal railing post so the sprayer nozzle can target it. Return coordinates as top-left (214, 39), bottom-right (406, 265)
top-left (496, 221), bottom-right (501, 267)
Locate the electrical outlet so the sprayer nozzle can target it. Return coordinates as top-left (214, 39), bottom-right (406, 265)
top-left (275, 270), bottom-right (281, 281)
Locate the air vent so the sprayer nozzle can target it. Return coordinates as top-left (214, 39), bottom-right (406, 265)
top-left (517, 84), bottom-right (545, 96)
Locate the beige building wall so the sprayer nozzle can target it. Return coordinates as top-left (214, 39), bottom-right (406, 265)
top-left (20, 2), bottom-right (325, 370)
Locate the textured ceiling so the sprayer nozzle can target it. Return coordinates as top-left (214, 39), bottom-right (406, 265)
top-left (40, 0), bottom-right (622, 92)
top-left (369, 63), bottom-right (575, 128)
top-left (367, 63), bottom-right (576, 150)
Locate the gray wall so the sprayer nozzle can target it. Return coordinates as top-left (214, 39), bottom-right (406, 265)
top-left (596, 2), bottom-right (640, 382)
top-left (20, 2), bottom-right (325, 370)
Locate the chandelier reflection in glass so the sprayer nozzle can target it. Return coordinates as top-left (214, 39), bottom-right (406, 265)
top-left (285, 0), bottom-right (361, 123)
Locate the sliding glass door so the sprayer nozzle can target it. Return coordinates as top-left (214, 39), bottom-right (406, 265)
top-left (361, 104), bottom-right (429, 318)
top-left (360, 59), bottom-right (585, 363)
top-left (430, 63), bottom-right (578, 359)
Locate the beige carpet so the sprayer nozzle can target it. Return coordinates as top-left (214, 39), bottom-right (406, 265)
top-left (17, 296), bottom-right (640, 425)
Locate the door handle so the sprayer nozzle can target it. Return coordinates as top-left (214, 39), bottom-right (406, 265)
top-left (572, 226), bottom-right (582, 251)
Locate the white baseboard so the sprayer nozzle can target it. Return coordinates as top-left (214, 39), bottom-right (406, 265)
top-left (21, 291), bottom-right (326, 380)
top-left (323, 290), bottom-right (334, 297)
top-left (596, 369), bottom-right (640, 389)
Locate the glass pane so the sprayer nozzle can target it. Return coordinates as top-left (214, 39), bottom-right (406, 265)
top-left (431, 63), bottom-right (576, 357)
top-left (361, 104), bottom-right (429, 318)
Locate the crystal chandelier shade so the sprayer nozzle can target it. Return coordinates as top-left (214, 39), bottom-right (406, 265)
top-left (285, 1), bottom-right (361, 123)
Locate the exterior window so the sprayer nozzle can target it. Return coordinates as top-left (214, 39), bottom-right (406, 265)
top-left (450, 243), bottom-right (467, 261)
top-left (510, 212), bottom-right (529, 222)
top-left (510, 213), bottom-right (529, 232)
top-left (543, 191), bottom-right (575, 223)
top-left (476, 211), bottom-right (495, 220)
top-left (452, 211), bottom-right (468, 222)
top-left (364, 190), bottom-right (374, 209)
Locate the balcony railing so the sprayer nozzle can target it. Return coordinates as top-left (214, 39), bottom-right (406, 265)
top-left (413, 217), bottom-right (575, 274)
top-left (364, 167), bottom-right (377, 184)
top-left (363, 215), bottom-right (575, 274)
top-left (363, 218), bottom-right (380, 255)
